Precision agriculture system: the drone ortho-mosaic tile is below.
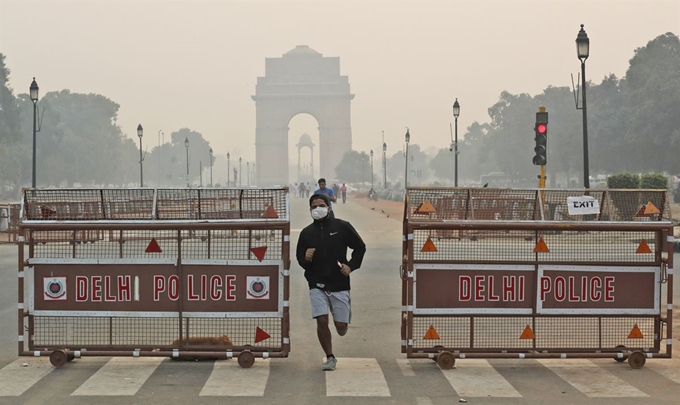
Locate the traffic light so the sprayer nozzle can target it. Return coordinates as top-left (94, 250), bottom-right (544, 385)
top-left (532, 110), bottom-right (548, 165)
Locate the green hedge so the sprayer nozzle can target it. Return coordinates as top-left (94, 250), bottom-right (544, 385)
top-left (640, 173), bottom-right (668, 190)
top-left (607, 173), bottom-right (640, 189)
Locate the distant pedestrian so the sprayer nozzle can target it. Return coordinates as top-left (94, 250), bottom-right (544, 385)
top-left (314, 178), bottom-right (337, 218)
top-left (340, 183), bottom-right (347, 204)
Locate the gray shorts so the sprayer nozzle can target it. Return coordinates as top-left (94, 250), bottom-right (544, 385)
top-left (310, 288), bottom-right (351, 323)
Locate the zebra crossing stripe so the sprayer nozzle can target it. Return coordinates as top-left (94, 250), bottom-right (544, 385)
top-left (0, 359), bottom-right (53, 396)
top-left (538, 359), bottom-right (648, 397)
top-left (440, 359), bottom-right (522, 397)
top-left (643, 358), bottom-right (680, 385)
top-left (200, 359), bottom-right (270, 396)
top-left (396, 358), bottom-right (417, 376)
top-left (326, 358), bottom-right (390, 397)
top-left (72, 357), bottom-right (164, 396)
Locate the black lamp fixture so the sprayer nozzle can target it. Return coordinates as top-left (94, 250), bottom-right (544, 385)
top-left (30, 78), bottom-right (39, 188)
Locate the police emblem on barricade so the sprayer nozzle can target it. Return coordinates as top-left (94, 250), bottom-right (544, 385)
top-left (246, 276), bottom-right (270, 299)
top-left (43, 276), bottom-right (67, 300)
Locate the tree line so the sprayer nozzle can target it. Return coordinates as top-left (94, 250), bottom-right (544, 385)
top-left (336, 32), bottom-right (680, 188)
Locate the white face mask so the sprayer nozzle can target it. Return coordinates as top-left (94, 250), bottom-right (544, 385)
top-left (311, 206), bottom-right (329, 220)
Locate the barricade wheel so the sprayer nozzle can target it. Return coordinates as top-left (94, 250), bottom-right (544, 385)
top-left (436, 351), bottom-right (455, 369)
top-left (238, 351), bottom-right (255, 368)
top-left (627, 351), bottom-right (646, 369)
top-left (614, 345), bottom-right (627, 362)
top-left (49, 350), bottom-right (68, 368)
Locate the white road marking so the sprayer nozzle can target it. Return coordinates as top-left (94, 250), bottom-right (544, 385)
top-left (396, 358), bottom-right (417, 376)
top-left (538, 359), bottom-right (648, 397)
top-left (645, 357), bottom-right (680, 384)
top-left (0, 358), bottom-right (54, 396)
top-left (72, 357), bottom-right (164, 396)
top-left (440, 359), bottom-right (521, 397)
top-left (326, 358), bottom-right (390, 397)
top-left (416, 397), bottom-right (434, 405)
top-left (200, 360), bottom-right (270, 396)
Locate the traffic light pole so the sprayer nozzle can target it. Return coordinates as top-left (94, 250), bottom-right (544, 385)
top-left (539, 165), bottom-right (546, 189)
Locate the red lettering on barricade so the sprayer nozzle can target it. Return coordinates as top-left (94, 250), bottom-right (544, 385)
top-left (154, 275), bottom-right (165, 301)
top-left (168, 275), bottom-right (179, 301)
top-left (210, 275), bottom-right (223, 300)
top-left (475, 276), bottom-right (485, 301)
top-left (488, 276), bottom-right (500, 301)
top-left (459, 276), bottom-right (471, 301)
top-left (76, 276), bottom-right (88, 302)
top-left (118, 276), bottom-right (131, 301)
top-left (91, 276), bottom-right (102, 302)
top-left (33, 263), bottom-right (280, 313)
top-left (225, 275), bottom-right (236, 301)
top-left (605, 276), bottom-right (615, 302)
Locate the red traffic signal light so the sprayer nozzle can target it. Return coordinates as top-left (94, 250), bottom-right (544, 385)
top-left (532, 110), bottom-right (548, 166)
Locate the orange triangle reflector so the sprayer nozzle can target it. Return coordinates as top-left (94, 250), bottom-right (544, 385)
top-left (255, 327), bottom-right (271, 343)
top-left (519, 325), bottom-right (535, 339)
top-left (416, 200), bottom-right (436, 214)
top-left (628, 324), bottom-right (644, 339)
top-left (533, 238), bottom-right (550, 253)
top-left (40, 205), bottom-right (56, 219)
top-left (634, 205), bottom-right (647, 217)
top-left (421, 237), bottom-right (438, 252)
top-left (644, 202), bottom-right (660, 215)
top-left (636, 240), bottom-right (652, 254)
top-left (250, 246), bottom-right (268, 262)
top-left (263, 205), bottom-right (278, 218)
top-left (423, 325), bottom-right (440, 340)
top-left (145, 237), bottom-right (162, 253)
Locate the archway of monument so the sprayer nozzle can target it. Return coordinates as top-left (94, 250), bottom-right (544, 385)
top-left (288, 113), bottom-right (320, 184)
top-left (252, 45), bottom-right (354, 186)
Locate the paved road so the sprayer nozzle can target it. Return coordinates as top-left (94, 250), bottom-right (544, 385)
top-left (0, 195), bottom-right (678, 405)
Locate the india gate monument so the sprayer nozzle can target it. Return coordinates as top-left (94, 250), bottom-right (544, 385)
top-left (252, 45), bottom-right (354, 186)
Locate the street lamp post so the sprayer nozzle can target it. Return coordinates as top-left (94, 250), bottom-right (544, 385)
top-left (382, 141), bottom-right (387, 189)
top-left (576, 24), bottom-right (590, 188)
top-left (247, 162), bottom-right (250, 186)
top-left (209, 147), bottom-right (213, 187)
top-left (184, 137), bottom-right (190, 188)
top-left (226, 152), bottom-right (230, 187)
top-left (404, 129), bottom-right (410, 188)
top-left (239, 157), bottom-right (242, 187)
top-left (382, 131), bottom-right (387, 188)
top-left (137, 124), bottom-right (144, 187)
top-left (370, 150), bottom-right (374, 189)
top-left (453, 99), bottom-right (460, 187)
top-left (30, 78), bottom-right (39, 188)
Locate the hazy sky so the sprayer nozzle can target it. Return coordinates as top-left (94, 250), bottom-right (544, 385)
top-left (1, 0), bottom-right (678, 166)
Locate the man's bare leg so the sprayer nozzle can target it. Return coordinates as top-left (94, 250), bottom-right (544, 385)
top-left (316, 315), bottom-right (333, 355)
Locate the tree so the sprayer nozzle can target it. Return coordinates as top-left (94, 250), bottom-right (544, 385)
top-left (0, 54), bottom-right (24, 197)
top-left (624, 33), bottom-right (680, 173)
top-left (334, 150), bottom-right (370, 184)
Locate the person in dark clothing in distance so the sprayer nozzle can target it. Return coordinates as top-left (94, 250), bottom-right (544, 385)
top-left (296, 193), bottom-right (366, 371)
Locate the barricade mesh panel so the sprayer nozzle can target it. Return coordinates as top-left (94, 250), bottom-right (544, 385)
top-left (413, 229), bottom-right (658, 263)
top-left (32, 316), bottom-right (282, 349)
top-left (411, 316), bottom-right (657, 351)
top-left (22, 188), bottom-right (289, 221)
top-left (185, 318), bottom-right (281, 348)
top-left (405, 188), bottom-right (671, 222)
top-left (29, 228), bottom-right (284, 260)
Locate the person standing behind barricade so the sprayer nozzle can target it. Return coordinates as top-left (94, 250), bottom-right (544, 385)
top-left (340, 183), bottom-right (347, 204)
top-left (296, 193), bottom-right (366, 371)
top-left (314, 178), bottom-right (337, 218)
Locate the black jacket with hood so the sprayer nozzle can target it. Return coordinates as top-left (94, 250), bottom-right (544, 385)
top-left (296, 215), bottom-right (366, 292)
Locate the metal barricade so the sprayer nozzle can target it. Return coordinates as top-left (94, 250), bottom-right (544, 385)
top-left (18, 188), bottom-right (291, 368)
top-left (0, 203), bottom-right (23, 243)
top-left (401, 187), bottom-right (674, 369)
